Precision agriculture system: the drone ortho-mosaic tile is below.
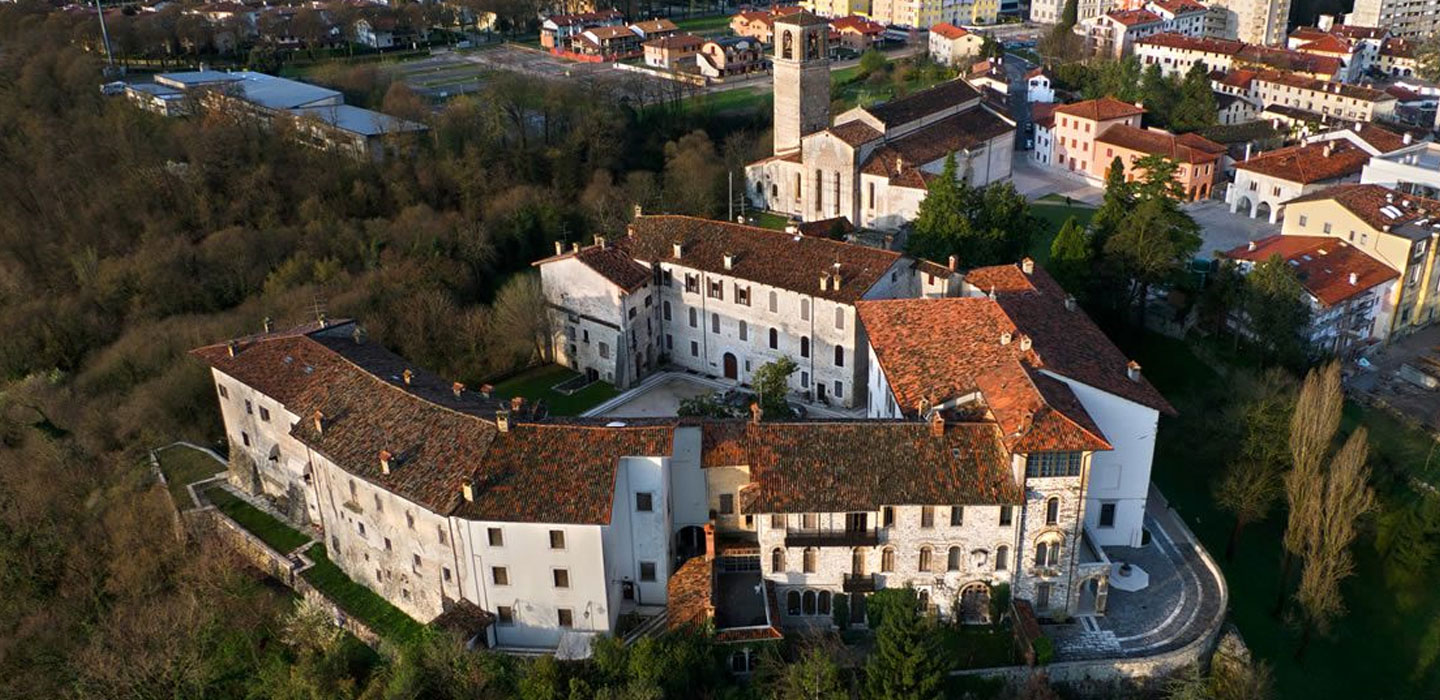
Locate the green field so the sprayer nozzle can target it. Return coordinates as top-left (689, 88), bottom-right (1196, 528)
top-left (491, 364), bottom-right (621, 416)
top-left (301, 545), bottom-right (427, 644)
top-left (204, 485), bottom-right (312, 554)
top-left (1027, 200), bottom-right (1097, 265)
top-left (156, 444), bottom-right (226, 507)
top-left (673, 14), bottom-right (735, 34)
top-left (1129, 334), bottom-right (1440, 699)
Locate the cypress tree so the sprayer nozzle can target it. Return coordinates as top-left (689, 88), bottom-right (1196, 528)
top-left (1049, 216), bottom-right (1092, 299)
top-left (863, 590), bottom-right (946, 700)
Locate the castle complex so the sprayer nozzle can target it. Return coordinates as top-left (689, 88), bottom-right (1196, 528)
top-left (194, 213), bottom-right (1172, 651)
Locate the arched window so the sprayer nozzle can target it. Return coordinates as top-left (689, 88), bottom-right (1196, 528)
top-left (806, 30), bottom-right (820, 59)
top-left (1035, 542), bottom-right (1048, 568)
top-left (771, 547), bottom-right (786, 573)
top-left (768, 290), bottom-right (778, 312)
top-left (769, 327), bottom-right (779, 349)
top-left (881, 546), bottom-right (895, 572)
top-left (918, 546), bottom-right (933, 572)
top-left (801, 336), bottom-right (810, 358)
top-left (1045, 497), bottom-right (1060, 525)
top-left (835, 306), bottom-right (845, 329)
top-left (787, 590), bottom-right (801, 615)
top-left (803, 590), bottom-right (817, 615)
top-left (996, 545), bottom-right (1010, 571)
top-left (947, 546), bottom-right (962, 572)
top-left (818, 590), bottom-right (832, 615)
top-left (1035, 539), bottom-right (1061, 567)
top-left (782, 30), bottom-right (793, 59)
top-left (834, 345), bottom-right (844, 367)
top-left (801, 298), bottom-right (811, 320)
top-left (803, 547), bottom-right (817, 573)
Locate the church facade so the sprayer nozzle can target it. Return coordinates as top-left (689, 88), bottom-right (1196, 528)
top-left (745, 12), bottom-right (1017, 232)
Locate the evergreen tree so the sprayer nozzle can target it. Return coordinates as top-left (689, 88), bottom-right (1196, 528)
top-left (1101, 195), bottom-right (1201, 326)
top-left (1170, 62), bottom-right (1219, 133)
top-left (907, 152), bottom-right (970, 264)
top-left (1060, 0), bottom-right (1078, 27)
top-left (1090, 157), bottom-right (1132, 248)
top-left (1048, 215), bottom-right (1092, 299)
top-left (1140, 63), bottom-right (1176, 129)
top-left (863, 589), bottom-right (946, 700)
top-left (907, 154), bottom-right (1037, 268)
top-left (1241, 254), bottom-right (1312, 366)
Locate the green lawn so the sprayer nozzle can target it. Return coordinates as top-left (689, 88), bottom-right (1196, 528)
top-left (204, 485), bottom-right (312, 554)
top-left (688, 86), bottom-right (770, 115)
top-left (941, 624), bottom-right (1018, 670)
top-left (750, 211), bottom-right (790, 230)
top-left (1126, 333), bottom-right (1440, 700)
top-left (301, 544), bottom-right (427, 644)
top-left (491, 364), bottom-right (621, 416)
top-left (1028, 200), bottom-right (1097, 265)
top-left (156, 444), bottom-right (226, 507)
top-left (673, 14), bottom-right (734, 34)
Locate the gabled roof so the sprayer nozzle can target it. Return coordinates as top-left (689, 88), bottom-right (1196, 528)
top-left (1136, 32), bottom-right (1245, 55)
top-left (631, 18), bottom-right (678, 33)
top-left (864, 79), bottom-right (982, 128)
top-left (1252, 70), bottom-right (1391, 102)
top-left (623, 216), bottom-right (905, 304)
top-left (1105, 9), bottom-right (1163, 26)
top-left (1221, 235), bottom-right (1399, 307)
top-left (1236, 140), bottom-right (1370, 183)
top-left (1295, 34), bottom-right (1352, 55)
top-left (831, 15), bottom-right (884, 33)
top-left (644, 33), bottom-right (704, 50)
top-left (859, 106), bottom-right (1015, 178)
top-left (1148, 0), bottom-right (1207, 14)
top-left (1285, 184), bottom-right (1440, 239)
top-left (930, 22), bottom-right (971, 40)
top-left (1053, 97), bottom-right (1145, 122)
top-left (1095, 125), bottom-right (1225, 164)
top-left (1216, 68), bottom-right (1257, 88)
top-left (533, 242), bottom-right (652, 291)
top-left (829, 119), bottom-right (884, 146)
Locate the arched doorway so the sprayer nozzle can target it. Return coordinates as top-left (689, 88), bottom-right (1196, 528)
top-left (723, 352), bottom-right (738, 380)
top-left (1255, 201), bottom-right (1273, 222)
top-left (959, 583), bottom-right (992, 624)
top-left (851, 547), bottom-right (867, 575)
top-left (1077, 576), bottom-right (1109, 615)
top-left (1232, 195), bottom-right (1253, 217)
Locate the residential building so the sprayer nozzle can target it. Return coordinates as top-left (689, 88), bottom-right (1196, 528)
top-left (1078, 0), bottom-right (1207, 61)
top-left (1285, 27), bottom-right (1362, 81)
top-left (1134, 33), bottom-right (1343, 80)
top-left (1221, 236), bottom-right (1400, 355)
top-left (730, 5), bottom-right (805, 42)
top-left (1227, 139), bottom-right (1372, 222)
top-left (1359, 138), bottom-right (1440, 198)
top-left (831, 15), bottom-right (887, 52)
top-left (1250, 70), bottom-right (1397, 123)
top-left (1027, 68), bottom-right (1055, 103)
top-left (1205, 0), bottom-right (1290, 46)
top-left (1215, 92), bottom-right (1259, 124)
top-left (1346, 0), bottom-right (1440, 39)
top-left (801, 0), bottom-right (871, 18)
top-left (289, 105), bottom-right (428, 163)
top-left (1048, 97), bottom-right (1146, 179)
top-left (573, 25), bottom-right (643, 60)
top-left (1280, 183), bottom-right (1440, 337)
top-left (629, 18), bottom-right (679, 40)
top-left (1377, 37), bottom-right (1419, 78)
top-left (865, 0), bottom-right (998, 28)
top-left (541, 10), bottom-right (625, 50)
top-left (967, 58), bottom-right (1011, 95)
top-left (643, 33), bottom-right (704, 70)
top-left (929, 23), bottom-right (986, 66)
top-left (1037, 97), bottom-right (1222, 199)
top-left (747, 13), bottom-right (1014, 231)
top-left (534, 215), bottom-right (959, 405)
top-left (1031, 103), bottom-right (1057, 162)
top-left (696, 37), bottom-right (768, 79)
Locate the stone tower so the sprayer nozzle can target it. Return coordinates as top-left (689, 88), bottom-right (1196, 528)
top-left (771, 11), bottom-right (832, 156)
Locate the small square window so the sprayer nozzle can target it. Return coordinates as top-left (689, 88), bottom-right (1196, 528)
top-left (488, 528), bottom-right (503, 547)
top-left (999, 505), bottom-right (1014, 527)
top-left (550, 530), bottom-right (566, 549)
top-left (498, 606), bottom-right (515, 625)
top-left (636, 492), bottom-right (654, 512)
top-left (558, 608), bottom-right (574, 628)
top-left (443, 567), bottom-right (452, 582)
top-left (640, 561), bottom-right (657, 582)
top-left (553, 569), bottom-right (570, 588)
top-left (1099, 502), bottom-right (1117, 528)
top-left (719, 493), bottom-right (735, 515)
top-left (492, 566), bottom-right (509, 585)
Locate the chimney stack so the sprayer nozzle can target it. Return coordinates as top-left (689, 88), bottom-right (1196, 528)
top-left (1019, 334), bottom-right (1033, 351)
top-left (480, 383), bottom-right (494, 399)
top-left (883, 233), bottom-right (895, 250)
top-left (1127, 360), bottom-right (1142, 382)
top-left (750, 401), bottom-right (763, 424)
top-left (571, 242), bottom-right (581, 254)
top-left (1000, 331), bottom-right (1013, 345)
top-left (1064, 294), bottom-right (1077, 311)
top-left (352, 325), bottom-right (365, 344)
top-left (312, 410), bottom-right (325, 435)
top-left (820, 274), bottom-right (831, 291)
top-left (452, 382), bottom-right (465, 398)
top-left (929, 410), bottom-right (945, 437)
top-left (633, 203), bottom-right (643, 219)
top-left (724, 252), bottom-right (735, 270)
top-left (402, 369), bottom-right (413, 386)
top-left (703, 523), bottom-right (716, 561)
top-left (1349, 271), bottom-right (1358, 285)
top-left (379, 450), bottom-right (393, 475)
top-left (672, 241), bottom-right (684, 258)
top-left (227, 341), bottom-right (238, 358)
top-left (919, 398), bottom-right (931, 415)
top-left (462, 480), bottom-right (475, 502)
top-left (263, 316), bottom-right (273, 333)
top-left (1404, 132), bottom-right (1414, 145)
top-left (555, 241), bottom-right (564, 256)
top-left (948, 255), bottom-right (958, 272)
top-left (1247, 240), bottom-right (1257, 252)
top-left (1021, 257), bottom-right (1035, 275)
top-left (594, 235), bottom-right (606, 249)
top-left (496, 410), bottom-right (510, 432)
top-left (510, 396), bottom-right (525, 413)
top-left (318, 313), bottom-right (328, 329)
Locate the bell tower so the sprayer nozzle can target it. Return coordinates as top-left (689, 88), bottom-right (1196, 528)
top-left (771, 12), bottom-right (831, 156)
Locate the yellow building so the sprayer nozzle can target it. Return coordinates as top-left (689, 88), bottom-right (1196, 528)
top-left (1281, 184), bottom-right (1440, 338)
top-left (860, 0), bottom-right (998, 28)
top-left (801, 0), bottom-right (873, 18)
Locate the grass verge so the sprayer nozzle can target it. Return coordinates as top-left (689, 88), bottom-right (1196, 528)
top-left (205, 485), bottom-right (312, 554)
top-left (301, 544), bottom-right (427, 644)
top-left (492, 364), bottom-right (621, 416)
top-left (156, 445), bottom-right (226, 507)
top-left (1028, 200), bottom-right (1097, 266)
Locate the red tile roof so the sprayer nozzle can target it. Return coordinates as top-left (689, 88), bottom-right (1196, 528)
top-left (1349, 124), bottom-right (1409, 153)
top-left (930, 22), bottom-right (970, 40)
top-left (865, 79), bottom-right (983, 128)
top-left (1095, 124), bottom-right (1225, 164)
top-left (1216, 69), bottom-right (1257, 88)
top-left (1235, 140), bottom-right (1370, 183)
top-left (1295, 34), bottom-right (1352, 55)
top-left (1221, 235), bottom-right (1399, 306)
top-left (1137, 32), bottom-right (1245, 55)
top-left (533, 242), bottom-right (652, 291)
top-left (623, 215), bottom-right (907, 304)
top-left (1381, 37), bottom-right (1416, 59)
top-left (859, 106), bottom-right (1015, 178)
top-left (1329, 24), bottom-right (1386, 40)
top-left (1285, 183), bottom-right (1440, 235)
top-left (1149, 0), bottom-right (1207, 14)
top-left (1252, 70), bottom-right (1389, 102)
top-left (1238, 48), bottom-right (1343, 77)
top-left (667, 555), bottom-right (715, 631)
top-left (829, 119), bottom-right (884, 146)
top-left (1053, 97), bottom-right (1145, 122)
top-left (831, 15), bottom-right (884, 34)
top-left (1105, 9), bottom-right (1163, 26)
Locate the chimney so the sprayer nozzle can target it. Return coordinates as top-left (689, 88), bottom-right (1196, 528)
top-left (672, 241), bottom-right (684, 258)
top-left (820, 274), bottom-right (831, 291)
top-left (832, 272), bottom-right (842, 291)
top-left (633, 203), bottom-right (643, 219)
top-left (452, 382), bottom-right (465, 398)
top-left (510, 396), bottom-right (525, 413)
top-left (263, 316), bottom-right (273, 333)
top-left (1127, 360), bottom-right (1142, 382)
top-left (929, 410), bottom-right (945, 437)
top-left (318, 313), bottom-right (328, 329)
top-left (1064, 294), bottom-right (1077, 311)
top-left (883, 233), bottom-right (895, 250)
top-left (571, 242), bottom-right (581, 253)
top-left (312, 410), bottom-right (325, 435)
top-left (1349, 271), bottom-right (1358, 285)
top-left (750, 401), bottom-right (763, 424)
top-left (723, 252), bottom-right (735, 270)
top-left (1405, 132), bottom-right (1414, 145)
top-left (785, 223), bottom-right (799, 236)
top-left (594, 234), bottom-right (606, 248)
top-left (1323, 143), bottom-right (1333, 157)
top-left (555, 241), bottom-right (564, 256)
top-left (1247, 240), bottom-right (1257, 252)
top-left (703, 523), bottom-right (716, 561)
top-left (351, 325), bottom-right (365, 344)
top-left (895, 156), bottom-right (903, 172)
top-left (1021, 257), bottom-right (1034, 274)
top-left (379, 450), bottom-right (393, 475)
top-left (1000, 331), bottom-right (1013, 345)
top-left (226, 341), bottom-right (238, 358)
top-left (1019, 334), bottom-right (1033, 351)
top-left (462, 480), bottom-right (475, 502)
top-left (496, 409), bottom-right (510, 432)
top-left (402, 369), bottom-right (413, 386)
top-left (480, 383), bottom-right (494, 399)
top-left (948, 254), bottom-right (958, 272)
top-left (919, 398), bottom-right (931, 416)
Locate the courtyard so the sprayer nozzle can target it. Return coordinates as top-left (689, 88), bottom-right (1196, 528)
top-left (1183, 198), bottom-right (1281, 260)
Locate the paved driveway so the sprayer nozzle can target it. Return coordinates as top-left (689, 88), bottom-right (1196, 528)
top-left (1011, 155), bottom-right (1105, 204)
top-left (1184, 199), bottom-right (1281, 259)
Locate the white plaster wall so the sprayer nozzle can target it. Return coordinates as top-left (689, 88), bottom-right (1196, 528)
top-left (542, 258), bottom-right (625, 383)
top-left (604, 455), bottom-right (671, 605)
top-left (212, 368), bottom-right (318, 523)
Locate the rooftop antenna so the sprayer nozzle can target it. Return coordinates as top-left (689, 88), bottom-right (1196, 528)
top-left (311, 294), bottom-right (329, 327)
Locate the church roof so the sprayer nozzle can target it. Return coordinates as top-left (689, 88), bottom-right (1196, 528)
top-left (860, 106), bottom-right (1015, 178)
top-left (864, 79), bottom-right (982, 128)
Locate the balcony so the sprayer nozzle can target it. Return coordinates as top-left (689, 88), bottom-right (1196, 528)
top-left (842, 573), bottom-right (877, 593)
top-left (783, 528), bottom-right (879, 548)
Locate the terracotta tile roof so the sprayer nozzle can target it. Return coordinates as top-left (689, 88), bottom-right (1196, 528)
top-left (532, 242), bottom-right (652, 291)
top-left (644, 33), bottom-right (704, 50)
top-left (1386, 84), bottom-right (1422, 102)
top-left (864, 79), bottom-right (982, 128)
top-left (666, 555), bottom-right (715, 631)
top-left (829, 119), bottom-right (884, 146)
top-left (930, 22), bottom-right (970, 40)
top-left (1148, 0), bottom-right (1207, 13)
top-left (1105, 9), bottom-right (1163, 26)
top-left (1136, 32), bottom-right (1244, 55)
top-left (585, 25), bottom-right (639, 41)
top-left (859, 106), bottom-right (1014, 177)
top-left (1025, 67), bottom-right (1049, 80)
top-left (631, 18), bottom-right (678, 33)
top-left (1350, 124), bottom-right (1409, 153)
top-left (1382, 37), bottom-right (1416, 59)
top-left (1295, 34), bottom-right (1352, 54)
top-left (1329, 25), bottom-right (1386, 40)
top-left (831, 15), bottom-right (884, 33)
top-left (1285, 184), bottom-right (1440, 238)
top-left (1217, 69), bottom-right (1257, 88)
top-left (623, 215), bottom-right (903, 304)
top-left (774, 8), bottom-right (829, 26)
top-left (796, 216), bottom-right (855, 238)
top-left (1236, 140), bottom-right (1370, 183)
top-left (1031, 102), bottom-right (1057, 129)
top-left (702, 420), bottom-right (1026, 512)
top-left (1239, 48), bottom-right (1343, 77)
top-left (1252, 70), bottom-right (1390, 102)
top-left (1095, 124), bottom-right (1224, 164)
top-left (547, 10), bottom-right (624, 26)
top-left (1222, 235), bottom-right (1399, 307)
top-left (1053, 97), bottom-right (1145, 122)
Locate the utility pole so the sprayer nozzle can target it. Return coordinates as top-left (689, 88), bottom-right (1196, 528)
top-left (728, 171), bottom-right (734, 222)
top-left (95, 0), bottom-right (117, 77)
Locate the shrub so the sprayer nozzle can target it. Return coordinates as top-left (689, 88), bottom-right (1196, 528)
top-left (1032, 636), bottom-right (1055, 666)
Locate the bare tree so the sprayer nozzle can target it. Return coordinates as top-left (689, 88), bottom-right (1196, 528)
top-left (1216, 370), bottom-right (1293, 560)
top-left (490, 272), bottom-right (551, 368)
top-left (1277, 362), bottom-right (1342, 615)
top-left (1294, 428), bottom-right (1374, 660)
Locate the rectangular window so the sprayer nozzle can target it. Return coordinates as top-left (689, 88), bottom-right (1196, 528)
top-left (690, 341), bottom-right (699, 357)
top-left (492, 566), bottom-right (509, 585)
top-left (920, 506), bottom-right (935, 528)
top-left (689, 307), bottom-right (697, 328)
top-left (258, 406), bottom-right (270, 422)
top-left (553, 569), bottom-right (570, 588)
top-left (443, 567), bottom-right (452, 582)
top-left (550, 530), bottom-right (566, 549)
top-left (1025, 452), bottom-right (1083, 478)
top-left (639, 561), bottom-right (657, 582)
top-left (217, 384), bottom-right (229, 399)
top-left (719, 493), bottom-right (735, 515)
top-left (711, 313), bottom-right (720, 334)
top-left (1324, 222), bottom-right (1332, 233)
top-left (770, 514), bottom-right (784, 529)
top-left (739, 321), bottom-right (748, 341)
top-left (497, 606), bottom-right (514, 625)
top-left (708, 279), bottom-right (723, 300)
top-left (951, 506), bottom-right (963, 526)
top-left (636, 492), bottom-right (654, 511)
top-left (384, 537), bottom-right (392, 551)
top-left (245, 399), bottom-right (253, 415)
top-left (488, 528), bottom-right (503, 547)
top-left (241, 432), bottom-right (250, 447)
top-left (412, 553), bottom-right (421, 570)
top-left (599, 342), bottom-right (610, 359)
top-left (1299, 215), bottom-right (1308, 227)
top-left (835, 307), bottom-right (845, 330)
top-left (999, 505), bottom-right (1013, 527)
top-left (685, 274), bottom-right (699, 293)
top-left (1099, 502), bottom-right (1117, 528)
top-left (406, 511), bottom-right (414, 529)
top-left (558, 609), bottom-right (574, 628)
top-left (374, 494), bottom-right (383, 513)
top-left (833, 381), bottom-right (842, 399)
top-left (736, 285), bottom-right (750, 306)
